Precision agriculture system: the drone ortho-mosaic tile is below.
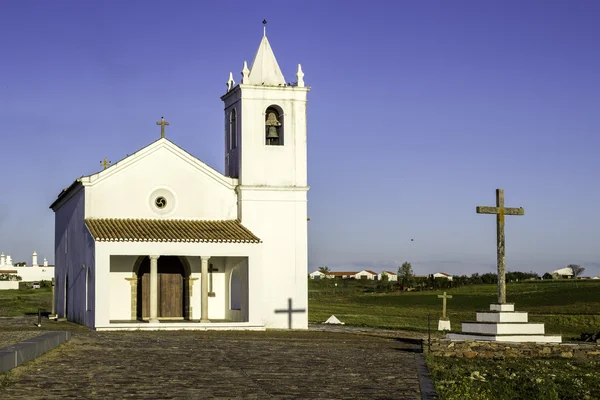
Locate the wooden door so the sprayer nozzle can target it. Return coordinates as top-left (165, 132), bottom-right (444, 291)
top-left (159, 273), bottom-right (183, 318)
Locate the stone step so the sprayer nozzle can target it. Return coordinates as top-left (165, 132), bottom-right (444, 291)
top-left (446, 332), bottom-right (562, 343)
top-left (476, 311), bottom-right (528, 323)
top-left (461, 322), bottom-right (545, 335)
top-left (490, 304), bottom-right (515, 312)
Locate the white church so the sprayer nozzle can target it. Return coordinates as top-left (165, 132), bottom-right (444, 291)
top-left (50, 32), bottom-right (310, 330)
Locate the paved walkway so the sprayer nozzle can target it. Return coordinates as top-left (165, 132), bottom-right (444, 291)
top-left (0, 328), bottom-right (425, 399)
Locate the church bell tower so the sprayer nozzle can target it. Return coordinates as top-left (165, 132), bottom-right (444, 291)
top-left (220, 28), bottom-right (310, 328)
top-left (220, 30), bottom-right (309, 187)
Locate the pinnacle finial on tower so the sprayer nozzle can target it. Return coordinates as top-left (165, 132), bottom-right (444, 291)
top-left (296, 64), bottom-right (305, 88)
top-left (241, 61), bottom-right (250, 83)
top-left (227, 72), bottom-right (235, 92)
top-left (263, 19), bottom-right (267, 37)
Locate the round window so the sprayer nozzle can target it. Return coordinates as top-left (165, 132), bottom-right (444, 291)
top-left (155, 196), bottom-right (167, 209)
top-left (148, 187), bottom-right (177, 216)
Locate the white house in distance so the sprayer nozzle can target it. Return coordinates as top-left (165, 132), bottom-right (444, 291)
top-left (433, 272), bottom-right (453, 281)
top-left (354, 270), bottom-right (378, 280)
top-left (0, 252), bottom-right (54, 282)
top-left (50, 31), bottom-right (310, 331)
top-left (378, 271), bottom-right (398, 281)
top-left (309, 270), bottom-right (327, 280)
top-left (552, 267), bottom-right (573, 279)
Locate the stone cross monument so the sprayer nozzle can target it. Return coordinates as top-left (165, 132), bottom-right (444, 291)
top-left (438, 291), bottom-right (452, 319)
top-left (445, 189), bottom-right (560, 342)
top-left (437, 291), bottom-right (453, 331)
top-left (476, 188), bottom-right (524, 304)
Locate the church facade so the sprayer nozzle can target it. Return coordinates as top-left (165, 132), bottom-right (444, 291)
top-left (50, 33), bottom-right (309, 330)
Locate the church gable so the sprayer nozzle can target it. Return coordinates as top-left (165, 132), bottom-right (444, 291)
top-left (82, 139), bottom-right (238, 220)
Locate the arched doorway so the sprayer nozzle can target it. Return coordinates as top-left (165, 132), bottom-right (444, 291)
top-left (136, 256), bottom-right (189, 320)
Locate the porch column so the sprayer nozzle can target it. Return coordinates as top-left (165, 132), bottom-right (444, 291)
top-left (149, 255), bottom-right (160, 323)
top-left (201, 256), bottom-right (211, 323)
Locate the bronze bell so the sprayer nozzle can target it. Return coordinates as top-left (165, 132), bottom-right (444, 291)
top-left (265, 112), bottom-right (281, 139)
top-left (267, 126), bottom-right (279, 139)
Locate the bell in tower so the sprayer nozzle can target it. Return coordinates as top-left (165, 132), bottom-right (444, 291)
top-left (265, 108), bottom-right (282, 145)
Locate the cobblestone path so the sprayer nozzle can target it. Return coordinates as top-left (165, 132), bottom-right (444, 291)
top-left (0, 330), bottom-right (423, 399)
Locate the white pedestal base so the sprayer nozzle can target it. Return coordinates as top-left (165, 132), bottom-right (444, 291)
top-left (446, 333), bottom-right (562, 343)
top-left (438, 319), bottom-right (451, 331)
top-left (447, 303), bottom-right (561, 343)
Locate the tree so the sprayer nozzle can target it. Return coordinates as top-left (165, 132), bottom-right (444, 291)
top-left (318, 266), bottom-right (331, 276)
top-left (542, 272), bottom-right (553, 280)
top-left (569, 264), bottom-right (585, 278)
top-left (397, 262), bottom-right (414, 289)
top-left (15, 262), bottom-right (27, 267)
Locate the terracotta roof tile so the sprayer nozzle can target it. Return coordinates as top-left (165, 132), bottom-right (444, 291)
top-left (85, 218), bottom-right (261, 243)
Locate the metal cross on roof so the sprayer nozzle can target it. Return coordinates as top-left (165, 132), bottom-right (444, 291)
top-left (156, 116), bottom-right (170, 138)
top-left (100, 157), bottom-right (111, 170)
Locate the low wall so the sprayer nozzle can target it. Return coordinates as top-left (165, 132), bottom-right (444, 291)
top-left (0, 281), bottom-right (19, 290)
top-left (429, 339), bottom-right (600, 360)
top-left (0, 331), bottom-right (71, 373)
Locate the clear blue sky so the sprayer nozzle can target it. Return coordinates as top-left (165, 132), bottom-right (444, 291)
top-left (1, 1), bottom-right (599, 277)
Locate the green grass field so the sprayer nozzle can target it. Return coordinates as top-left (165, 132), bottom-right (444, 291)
top-left (0, 287), bottom-right (52, 317)
top-left (309, 279), bottom-right (600, 339)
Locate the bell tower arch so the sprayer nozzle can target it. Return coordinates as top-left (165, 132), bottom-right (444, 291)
top-left (265, 105), bottom-right (284, 146)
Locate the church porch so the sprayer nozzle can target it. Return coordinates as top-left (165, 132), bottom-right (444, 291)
top-left (103, 254), bottom-right (254, 329)
top-left (83, 218), bottom-right (263, 330)
top-left (91, 239), bottom-right (263, 331)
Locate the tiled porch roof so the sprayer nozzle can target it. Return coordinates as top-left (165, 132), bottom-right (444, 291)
top-left (85, 218), bottom-right (261, 243)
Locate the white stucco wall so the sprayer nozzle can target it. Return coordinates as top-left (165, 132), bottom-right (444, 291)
top-left (83, 142), bottom-right (238, 220)
top-left (10, 267), bottom-right (54, 282)
top-left (52, 187), bottom-right (96, 328)
top-left (238, 187), bottom-right (308, 329)
top-left (109, 255), bottom-right (137, 321)
top-left (224, 257), bottom-right (249, 322)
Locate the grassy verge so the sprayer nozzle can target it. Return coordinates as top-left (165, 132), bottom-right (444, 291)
top-left (427, 355), bottom-right (600, 400)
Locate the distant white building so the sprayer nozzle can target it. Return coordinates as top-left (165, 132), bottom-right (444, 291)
top-left (309, 270), bottom-right (326, 280)
top-left (0, 252), bottom-right (54, 282)
top-left (354, 270), bottom-right (377, 280)
top-left (378, 271), bottom-right (398, 281)
top-left (433, 272), bottom-right (453, 281)
top-left (551, 267), bottom-right (573, 279)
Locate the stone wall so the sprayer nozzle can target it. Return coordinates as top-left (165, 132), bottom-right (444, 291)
top-left (428, 339), bottom-right (600, 360)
